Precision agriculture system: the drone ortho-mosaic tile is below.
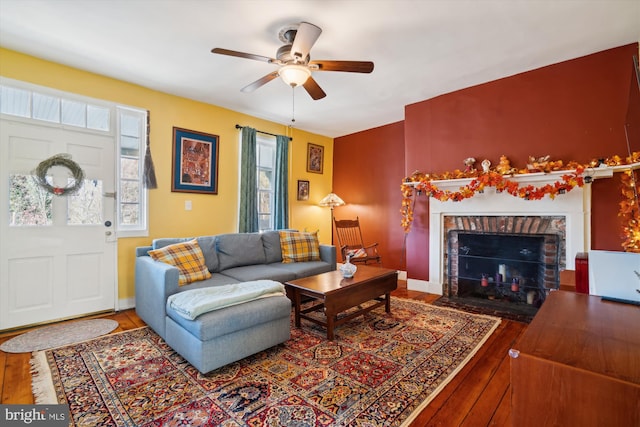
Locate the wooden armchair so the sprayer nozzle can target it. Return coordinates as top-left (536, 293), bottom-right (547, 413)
top-left (333, 216), bottom-right (381, 264)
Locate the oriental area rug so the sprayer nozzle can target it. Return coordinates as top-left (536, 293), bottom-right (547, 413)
top-left (31, 298), bottom-right (500, 426)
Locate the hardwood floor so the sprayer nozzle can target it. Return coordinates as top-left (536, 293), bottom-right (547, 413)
top-left (0, 283), bottom-right (526, 426)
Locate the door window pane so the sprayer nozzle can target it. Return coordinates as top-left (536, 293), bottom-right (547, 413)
top-left (87, 105), bottom-right (110, 131)
top-left (9, 174), bottom-right (52, 226)
top-left (67, 179), bottom-right (103, 225)
top-left (0, 86), bottom-right (30, 117)
top-left (61, 99), bottom-right (86, 127)
top-left (32, 93), bottom-right (59, 122)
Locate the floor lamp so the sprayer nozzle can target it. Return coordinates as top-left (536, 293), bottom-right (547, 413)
top-left (319, 192), bottom-right (345, 245)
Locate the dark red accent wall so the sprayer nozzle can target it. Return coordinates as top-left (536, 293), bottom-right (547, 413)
top-left (405, 44), bottom-right (637, 173)
top-left (333, 43), bottom-right (639, 281)
top-left (333, 121), bottom-right (405, 270)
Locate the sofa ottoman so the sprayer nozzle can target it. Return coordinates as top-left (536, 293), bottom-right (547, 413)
top-left (164, 292), bottom-right (291, 374)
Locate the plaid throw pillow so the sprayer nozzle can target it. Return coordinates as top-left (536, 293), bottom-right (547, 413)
top-left (279, 231), bottom-right (321, 263)
top-left (148, 239), bottom-right (211, 286)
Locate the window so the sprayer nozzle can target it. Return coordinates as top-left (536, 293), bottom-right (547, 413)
top-left (8, 174), bottom-right (52, 226)
top-left (117, 107), bottom-right (148, 235)
top-left (0, 84), bottom-right (111, 131)
top-left (1, 79), bottom-right (148, 236)
top-left (257, 135), bottom-right (276, 232)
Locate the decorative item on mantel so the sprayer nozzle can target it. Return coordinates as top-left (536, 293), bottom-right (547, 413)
top-left (526, 155), bottom-right (566, 173)
top-left (463, 157), bottom-right (476, 172)
top-left (400, 151), bottom-right (640, 252)
top-left (496, 155), bottom-right (516, 175)
top-left (481, 274), bottom-right (489, 287)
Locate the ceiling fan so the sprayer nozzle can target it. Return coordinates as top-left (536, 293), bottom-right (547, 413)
top-left (211, 22), bottom-right (374, 100)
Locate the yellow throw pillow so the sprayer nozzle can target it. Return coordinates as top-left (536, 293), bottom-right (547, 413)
top-left (148, 239), bottom-right (211, 286)
top-left (279, 231), bottom-right (321, 263)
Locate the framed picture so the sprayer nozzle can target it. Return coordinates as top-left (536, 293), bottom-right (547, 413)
top-left (297, 180), bottom-right (310, 201)
top-left (306, 143), bottom-right (324, 174)
top-left (172, 127), bottom-right (219, 194)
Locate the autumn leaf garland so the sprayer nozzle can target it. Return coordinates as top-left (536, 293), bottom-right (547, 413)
top-left (401, 153), bottom-right (640, 253)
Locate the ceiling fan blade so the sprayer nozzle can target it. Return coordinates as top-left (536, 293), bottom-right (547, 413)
top-left (241, 71), bottom-right (279, 93)
top-left (212, 48), bottom-right (276, 64)
top-left (309, 60), bottom-right (374, 73)
top-left (302, 76), bottom-right (327, 100)
top-left (291, 22), bottom-right (322, 62)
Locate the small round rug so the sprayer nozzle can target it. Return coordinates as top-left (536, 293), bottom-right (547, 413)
top-left (1, 319), bottom-right (118, 353)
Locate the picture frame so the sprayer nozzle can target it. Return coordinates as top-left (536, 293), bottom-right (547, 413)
top-left (172, 127), bottom-right (219, 194)
top-left (297, 180), bottom-right (310, 201)
top-left (306, 143), bottom-right (324, 174)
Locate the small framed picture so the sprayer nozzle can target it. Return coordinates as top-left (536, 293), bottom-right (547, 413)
top-left (306, 143), bottom-right (324, 174)
top-left (297, 180), bottom-right (310, 201)
top-left (172, 127), bottom-right (219, 194)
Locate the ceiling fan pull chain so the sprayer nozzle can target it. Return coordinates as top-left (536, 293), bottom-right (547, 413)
top-left (291, 86), bottom-right (296, 124)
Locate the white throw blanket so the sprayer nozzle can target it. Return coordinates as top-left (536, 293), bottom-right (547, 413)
top-left (168, 280), bottom-right (286, 320)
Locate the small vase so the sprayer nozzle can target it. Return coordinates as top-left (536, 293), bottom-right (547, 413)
top-left (340, 256), bottom-right (357, 278)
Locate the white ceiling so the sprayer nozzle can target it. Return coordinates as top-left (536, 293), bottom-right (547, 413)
top-left (0, 0), bottom-right (638, 138)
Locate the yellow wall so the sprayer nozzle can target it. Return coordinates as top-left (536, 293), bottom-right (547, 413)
top-left (0, 48), bottom-right (334, 302)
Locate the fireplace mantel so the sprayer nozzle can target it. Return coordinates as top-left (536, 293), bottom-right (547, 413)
top-left (403, 163), bottom-right (628, 191)
top-left (406, 171), bottom-right (605, 295)
top-left (403, 164), bottom-right (631, 190)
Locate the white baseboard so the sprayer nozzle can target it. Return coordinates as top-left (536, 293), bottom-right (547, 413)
top-left (397, 270), bottom-right (407, 281)
top-left (407, 278), bottom-right (443, 295)
top-left (117, 297), bottom-right (135, 311)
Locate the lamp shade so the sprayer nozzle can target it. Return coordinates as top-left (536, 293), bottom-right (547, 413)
top-left (319, 192), bottom-right (345, 208)
top-left (279, 65), bottom-right (311, 87)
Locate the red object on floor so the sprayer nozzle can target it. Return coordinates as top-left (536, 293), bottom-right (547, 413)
top-left (575, 252), bottom-right (589, 294)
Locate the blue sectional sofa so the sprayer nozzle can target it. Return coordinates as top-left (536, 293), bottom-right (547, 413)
top-left (135, 230), bottom-right (336, 373)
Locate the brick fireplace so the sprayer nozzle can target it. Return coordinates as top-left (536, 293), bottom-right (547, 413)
top-left (445, 216), bottom-right (563, 308)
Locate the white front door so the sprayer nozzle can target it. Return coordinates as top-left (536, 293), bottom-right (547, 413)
top-left (0, 119), bottom-right (116, 330)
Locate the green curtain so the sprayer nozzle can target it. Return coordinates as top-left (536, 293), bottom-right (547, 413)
top-left (273, 135), bottom-right (289, 229)
top-left (238, 127), bottom-right (258, 232)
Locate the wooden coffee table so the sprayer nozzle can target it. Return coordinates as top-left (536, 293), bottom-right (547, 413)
top-left (285, 265), bottom-right (398, 340)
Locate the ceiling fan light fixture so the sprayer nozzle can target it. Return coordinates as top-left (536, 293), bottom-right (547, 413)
top-left (279, 65), bottom-right (311, 87)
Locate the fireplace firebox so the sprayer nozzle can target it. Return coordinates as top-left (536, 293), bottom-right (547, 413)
top-left (447, 229), bottom-right (561, 316)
